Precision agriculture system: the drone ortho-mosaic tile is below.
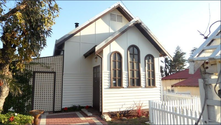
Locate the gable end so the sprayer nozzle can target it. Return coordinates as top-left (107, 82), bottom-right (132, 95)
top-left (54, 3), bottom-right (134, 56)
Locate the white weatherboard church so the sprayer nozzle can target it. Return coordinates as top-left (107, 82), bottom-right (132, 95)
top-left (30, 2), bottom-right (172, 113)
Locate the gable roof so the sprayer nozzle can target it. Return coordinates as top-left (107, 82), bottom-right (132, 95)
top-left (188, 25), bottom-right (221, 74)
top-left (90, 18), bottom-right (172, 59)
top-left (171, 68), bottom-right (201, 87)
top-left (55, 2), bottom-right (172, 59)
top-left (54, 2), bottom-right (134, 56)
top-left (162, 69), bottom-right (192, 80)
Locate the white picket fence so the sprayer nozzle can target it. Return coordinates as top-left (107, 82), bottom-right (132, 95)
top-left (149, 98), bottom-right (203, 125)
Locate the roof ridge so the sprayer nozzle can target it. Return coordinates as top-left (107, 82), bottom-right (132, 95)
top-left (55, 2), bottom-right (134, 46)
top-left (53, 2), bottom-right (135, 55)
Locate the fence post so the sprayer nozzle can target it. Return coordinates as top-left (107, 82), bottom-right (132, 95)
top-left (149, 100), bottom-right (152, 124)
top-left (199, 79), bottom-right (209, 124)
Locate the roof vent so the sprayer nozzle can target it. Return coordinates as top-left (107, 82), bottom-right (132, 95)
top-left (75, 22), bottom-right (79, 28)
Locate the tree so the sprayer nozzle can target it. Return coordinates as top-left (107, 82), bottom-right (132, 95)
top-left (160, 57), bottom-right (172, 77)
top-left (3, 68), bottom-right (32, 114)
top-left (190, 47), bottom-right (197, 56)
top-left (170, 46), bottom-right (186, 74)
top-left (161, 46), bottom-right (186, 77)
top-left (0, 0), bottom-right (59, 112)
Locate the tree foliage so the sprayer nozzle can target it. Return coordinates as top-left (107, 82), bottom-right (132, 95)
top-left (160, 57), bottom-right (171, 77)
top-left (0, 0), bottom-right (59, 69)
top-left (0, 0), bottom-right (59, 112)
top-left (3, 68), bottom-right (32, 114)
top-left (190, 47), bottom-right (197, 56)
top-left (170, 46), bottom-right (186, 74)
top-left (161, 46), bottom-right (186, 77)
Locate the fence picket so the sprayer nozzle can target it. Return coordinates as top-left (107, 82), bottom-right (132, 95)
top-left (191, 109), bottom-right (194, 124)
top-left (186, 108), bottom-right (189, 124)
top-left (178, 107), bottom-right (182, 124)
top-left (164, 104), bottom-right (167, 124)
top-left (181, 108), bottom-right (185, 124)
top-left (161, 104), bottom-right (164, 124)
top-left (149, 101), bottom-right (152, 124)
top-left (183, 108), bottom-right (186, 124)
top-left (149, 97), bottom-right (202, 125)
top-left (194, 111), bottom-right (198, 124)
top-left (152, 101), bottom-right (155, 124)
top-left (170, 104), bottom-right (173, 124)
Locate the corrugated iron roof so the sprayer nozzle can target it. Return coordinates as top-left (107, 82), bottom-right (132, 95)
top-left (162, 69), bottom-right (193, 80)
top-left (171, 68), bottom-right (201, 87)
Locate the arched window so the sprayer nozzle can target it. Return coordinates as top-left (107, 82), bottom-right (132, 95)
top-left (128, 45), bottom-right (141, 87)
top-left (145, 54), bottom-right (155, 87)
top-left (110, 52), bottom-right (122, 88)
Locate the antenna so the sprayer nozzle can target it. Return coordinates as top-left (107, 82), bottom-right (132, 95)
top-left (197, 3), bottom-right (211, 39)
top-left (203, 3), bottom-right (211, 35)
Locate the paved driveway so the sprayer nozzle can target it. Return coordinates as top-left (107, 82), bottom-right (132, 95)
top-left (39, 111), bottom-right (107, 125)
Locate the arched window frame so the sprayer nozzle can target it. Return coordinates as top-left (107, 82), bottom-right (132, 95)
top-left (110, 51), bottom-right (123, 88)
top-left (145, 54), bottom-right (155, 87)
top-left (127, 45), bottom-right (141, 87)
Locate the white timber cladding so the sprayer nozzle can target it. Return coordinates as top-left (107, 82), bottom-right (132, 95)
top-left (26, 55), bottom-right (63, 111)
top-left (63, 9), bottom-right (128, 108)
top-left (102, 26), bottom-right (162, 112)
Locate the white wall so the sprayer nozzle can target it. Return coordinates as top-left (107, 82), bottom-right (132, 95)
top-left (62, 9), bottom-right (128, 108)
top-left (102, 26), bottom-right (162, 112)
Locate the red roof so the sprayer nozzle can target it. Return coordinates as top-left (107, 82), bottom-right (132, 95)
top-left (172, 68), bottom-right (201, 87)
top-left (162, 69), bottom-right (193, 80)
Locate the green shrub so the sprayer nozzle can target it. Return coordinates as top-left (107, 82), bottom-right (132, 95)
top-left (3, 69), bottom-right (32, 115)
top-left (0, 112), bottom-right (34, 124)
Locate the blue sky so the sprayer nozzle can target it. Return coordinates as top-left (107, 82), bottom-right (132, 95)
top-left (41, 1), bottom-right (220, 59)
top-left (2, 1), bottom-right (221, 60)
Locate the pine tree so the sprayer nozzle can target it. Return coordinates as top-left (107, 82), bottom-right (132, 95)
top-left (170, 46), bottom-right (186, 74)
top-left (161, 46), bottom-right (186, 77)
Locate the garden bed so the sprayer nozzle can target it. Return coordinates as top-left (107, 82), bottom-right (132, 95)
top-left (106, 107), bottom-right (150, 125)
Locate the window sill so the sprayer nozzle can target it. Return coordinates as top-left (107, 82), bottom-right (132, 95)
top-left (110, 87), bottom-right (124, 89)
top-left (127, 86), bottom-right (142, 88)
top-left (146, 86), bottom-right (157, 88)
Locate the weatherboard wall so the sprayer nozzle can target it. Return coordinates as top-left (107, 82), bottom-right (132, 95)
top-left (102, 26), bottom-right (162, 112)
top-left (62, 9), bottom-right (129, 108)
top-left (162, 79), bottom-right (185, 92)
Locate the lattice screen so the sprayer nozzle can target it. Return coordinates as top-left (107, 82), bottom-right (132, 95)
top-left (27, 55), bottom-right (63, 111)
top-left (33, 73), bottom-right (54, 111)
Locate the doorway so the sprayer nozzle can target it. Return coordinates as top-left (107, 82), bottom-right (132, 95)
top-left (93, 66), bottom-right (100, 111)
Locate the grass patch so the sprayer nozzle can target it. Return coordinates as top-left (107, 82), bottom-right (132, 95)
top-left (107, 117), bottom-right (149, 125)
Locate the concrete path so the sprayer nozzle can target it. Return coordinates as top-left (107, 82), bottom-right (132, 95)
top-left (39, 111), bottom-right (107, 125)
